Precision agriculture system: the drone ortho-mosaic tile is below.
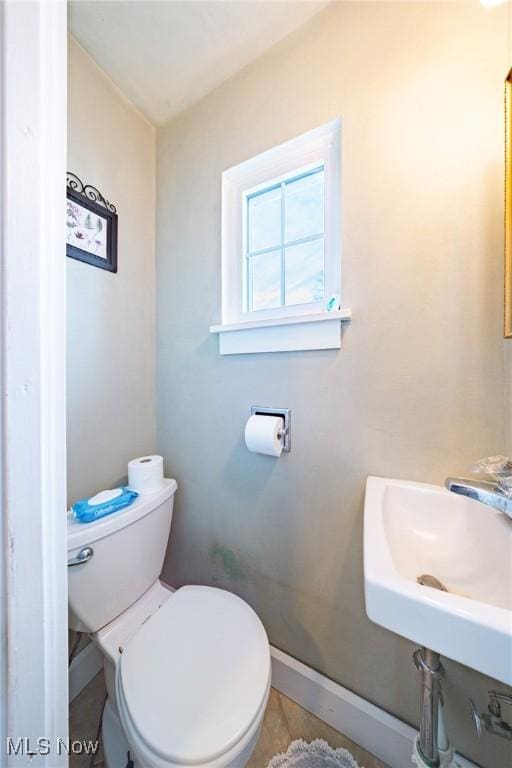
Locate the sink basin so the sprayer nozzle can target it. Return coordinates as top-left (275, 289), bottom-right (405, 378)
top-left (364, 476), bottom-right (512, 684)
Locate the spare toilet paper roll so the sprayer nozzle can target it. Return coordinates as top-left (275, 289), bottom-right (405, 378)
top-left (244, 414), bottom-right (284, 457)
top-left (128, 455), bottom-right (164, 494)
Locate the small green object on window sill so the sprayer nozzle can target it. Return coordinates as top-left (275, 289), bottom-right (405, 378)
top-left (326, 294), bottom-right (340, 312)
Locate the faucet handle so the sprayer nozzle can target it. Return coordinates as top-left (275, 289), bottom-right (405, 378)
top-left (445, 477), bottom-right (512, 519)
top-left (469, 694), bottom-right (512, 741)
top-left (488, 690), bottom-right (512, 716)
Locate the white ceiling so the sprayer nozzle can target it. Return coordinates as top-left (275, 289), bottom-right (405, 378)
top-left (68, 1), bottom-right (329, 126)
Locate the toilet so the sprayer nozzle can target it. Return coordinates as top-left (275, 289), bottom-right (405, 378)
top-left (67, 479), bottom-right (271, 768)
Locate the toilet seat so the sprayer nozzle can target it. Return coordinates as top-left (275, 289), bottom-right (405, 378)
top-left (116, 585), bottom-right (271, 768)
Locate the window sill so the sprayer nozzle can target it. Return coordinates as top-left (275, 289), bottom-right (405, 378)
top-left (209, 309), bottom-right (351, 355)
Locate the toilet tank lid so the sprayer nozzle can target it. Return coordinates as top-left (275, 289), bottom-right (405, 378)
top-left (67, 478), bottom-right (177, 552)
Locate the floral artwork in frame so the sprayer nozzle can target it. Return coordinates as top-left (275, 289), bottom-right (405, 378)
top-left (66, 172), bottom-right (118, 272)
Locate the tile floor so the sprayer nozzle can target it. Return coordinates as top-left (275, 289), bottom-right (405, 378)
top-left (69, 673), bottom-right (388, 768)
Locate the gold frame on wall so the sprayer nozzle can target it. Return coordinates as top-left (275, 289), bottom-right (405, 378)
top-left (505, 68), bottom-right (512, 338)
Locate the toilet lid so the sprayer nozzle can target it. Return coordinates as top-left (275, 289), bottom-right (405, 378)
top-left (117, 585), bottom-right (270, 765)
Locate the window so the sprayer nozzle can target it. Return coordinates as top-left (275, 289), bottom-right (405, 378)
top-left (245, 166), bottom-right (325, 312)
top-left (211, 119), bottom-right (350, 354)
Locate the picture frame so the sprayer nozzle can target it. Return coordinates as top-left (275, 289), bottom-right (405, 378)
top-left (505, 69), bottom-right (512, 337)
top-left (66, 172), bottom-right (118, 272)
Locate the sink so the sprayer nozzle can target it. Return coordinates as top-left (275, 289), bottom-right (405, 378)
top-left (364, 476), bottom-right (512, 684)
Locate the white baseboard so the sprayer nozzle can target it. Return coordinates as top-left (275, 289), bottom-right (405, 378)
top-left (270, 646), bottom-right (478, 768)
top-left (69, 641), bottom-right (103, 703)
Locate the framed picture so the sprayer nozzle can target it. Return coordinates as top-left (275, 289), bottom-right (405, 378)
top-left (66, 172), bottom-right (118, 272)
top-left (505, 69), bottom-right (512, 337)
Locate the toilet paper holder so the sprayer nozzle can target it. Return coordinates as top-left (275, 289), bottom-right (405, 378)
top-left (250, 406), bottom-right (291, 453)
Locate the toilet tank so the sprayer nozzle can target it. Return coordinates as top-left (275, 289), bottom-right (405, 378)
top-left (67, 479), bottom-right (177, 632)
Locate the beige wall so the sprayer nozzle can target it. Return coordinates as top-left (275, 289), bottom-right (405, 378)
top-left (67, 37), bottom-right (156, 504)
top-left (156, 4), bottom-right (511, 766)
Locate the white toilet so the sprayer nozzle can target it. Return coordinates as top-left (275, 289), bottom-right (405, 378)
top-left (67, 479), bottom-right (271, 768)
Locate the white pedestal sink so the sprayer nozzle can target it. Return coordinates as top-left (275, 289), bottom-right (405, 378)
top-left (364, 476), bottom-right (512, 685)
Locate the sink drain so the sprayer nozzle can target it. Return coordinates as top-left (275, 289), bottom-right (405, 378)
top-left (417, 574), bottom-right (448, 592)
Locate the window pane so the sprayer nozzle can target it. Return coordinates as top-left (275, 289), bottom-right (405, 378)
top-left (285, 169), bottom-right (324, 243)
top-left (249, 249), bottom-right (281, 311)
top-left (248, 186), bottom-right (281, 253)
top-left (285, 239), bottom-right (324, 306)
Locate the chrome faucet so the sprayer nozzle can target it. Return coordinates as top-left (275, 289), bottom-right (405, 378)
top-left (445, 477), bottom-right (512, 518)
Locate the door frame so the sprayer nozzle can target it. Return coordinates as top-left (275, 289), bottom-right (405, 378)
top-left (1, 1), bottom-right (69, 764)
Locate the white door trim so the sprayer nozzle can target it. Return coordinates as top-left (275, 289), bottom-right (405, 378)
top-left (1, 1), bottom-right (68, 764)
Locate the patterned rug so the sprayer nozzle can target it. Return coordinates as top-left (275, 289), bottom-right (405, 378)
top-left (267, 739), bottom-right (362, 768)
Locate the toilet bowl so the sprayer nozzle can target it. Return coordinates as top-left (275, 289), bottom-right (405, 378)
top-left (67, 479), bottom-right (270, 768)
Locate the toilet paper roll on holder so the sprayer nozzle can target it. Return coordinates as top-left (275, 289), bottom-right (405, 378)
top-left (250, 406), bottom-right (291, 452)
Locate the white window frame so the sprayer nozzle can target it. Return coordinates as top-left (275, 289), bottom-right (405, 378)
top-left (211, 118), bottom-right (351, 354)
